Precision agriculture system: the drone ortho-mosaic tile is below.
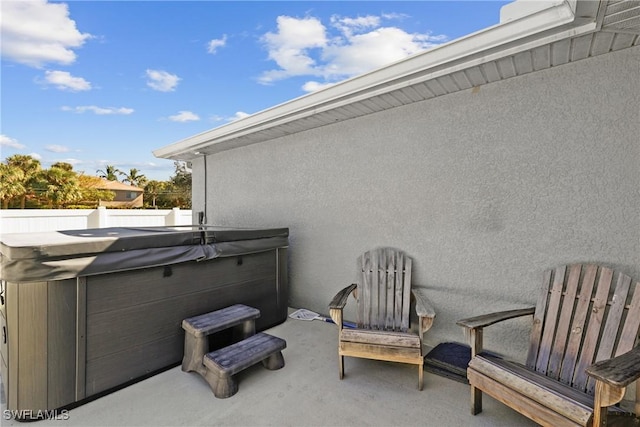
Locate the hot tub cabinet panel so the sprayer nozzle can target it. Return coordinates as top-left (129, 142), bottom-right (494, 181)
top-left (0, 227), bottom-right (288, 413)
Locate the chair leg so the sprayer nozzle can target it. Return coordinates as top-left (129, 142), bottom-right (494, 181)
top-left (418, 362), bottom-right (424, 391)
top-left (339, 355), bottom-right (344, 379)
top-left (471, 385), bottom-right (482, 415)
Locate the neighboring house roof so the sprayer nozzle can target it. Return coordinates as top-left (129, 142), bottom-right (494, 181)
top-left (153, 0), bottom-right (640, 161)
top-left (93, 179), bottom-right (144, 192)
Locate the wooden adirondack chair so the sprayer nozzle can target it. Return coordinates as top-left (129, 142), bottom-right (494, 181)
top-left (328, 247), bottom-right (435, 390)
top-left (457, 264), bottom-right (640, 426)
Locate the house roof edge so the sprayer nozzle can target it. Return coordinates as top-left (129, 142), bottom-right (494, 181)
top-left (154, 0), bottom-right (592, 161)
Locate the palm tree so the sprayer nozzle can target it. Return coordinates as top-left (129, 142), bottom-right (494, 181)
top-left (5, 154), bottom-right (42, 208)
top-left (169, 161), bottom-right (192, 208)
top-left (144, 180), bottom-right (165, 208)
top-left (96, 165), bottom-right (122, 181)
top-left (0, 163), bottom-right (25, 208)
top-left (51, 161), bottom-right (74, 171)
top-left (122, 168), bottom-right (147, 188)
top-left (36, 167), bottom-right (82, 208)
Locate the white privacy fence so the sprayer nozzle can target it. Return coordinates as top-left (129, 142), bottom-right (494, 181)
top-left (0, 207), bottom-right (193, 233)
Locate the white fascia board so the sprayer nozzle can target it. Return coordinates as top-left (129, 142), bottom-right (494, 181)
top-left (153, 0), bottom-right (580, 161)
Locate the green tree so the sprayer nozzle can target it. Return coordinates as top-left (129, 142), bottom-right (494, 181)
top-left (5, 154), bottom-right (42, 208)
top-left (35, 164), bottom-right (82, 208)
top-left (0, 163), bottom-right (25, 209)
top-left (144, 180), bottom-right (165, 208)
top-left (122, 168), bottom-right (147, 188)
top-left (167, 161), bottom-right (192, 208)
top-left (51, 161), bottom-right (74, 171)
top-left (96, 165), bottom-right (122, 181)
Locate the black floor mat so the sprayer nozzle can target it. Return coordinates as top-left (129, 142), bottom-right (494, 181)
top-left (424, 342), bottom-right (471, 384)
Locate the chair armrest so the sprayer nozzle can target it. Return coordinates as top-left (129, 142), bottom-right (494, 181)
top-left (412, 288), bottom-right (435, 318)
top-left (329, 284), bottom-right (357, 310)
top-left (412, 288), bottom-right (435, 335)
top-left (329, 284), bottom-right (357, 330)
top-left (457, 307), bottom-right (534, 357)
top-left (456, 307), bottom-right (535, 330)
top-left (587, 346), bottom-right (640, 388)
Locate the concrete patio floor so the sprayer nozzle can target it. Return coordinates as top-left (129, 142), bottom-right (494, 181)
top-left (1, 311), bottom-right (537, 426)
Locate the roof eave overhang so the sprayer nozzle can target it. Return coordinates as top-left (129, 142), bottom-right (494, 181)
top-left (153, 0), bottom-right (598, 162)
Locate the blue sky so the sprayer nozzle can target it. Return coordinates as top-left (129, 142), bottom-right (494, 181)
top-left (1, 0), bottom-right (510, 181)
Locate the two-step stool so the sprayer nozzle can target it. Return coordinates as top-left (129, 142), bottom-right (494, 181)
top-left (182, 304), bottom-right (286, 398)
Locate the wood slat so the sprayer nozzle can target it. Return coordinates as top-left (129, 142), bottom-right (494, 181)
top-left (469, 265), bottom-right (640, 425)
top-left (356, 248), bottom-right (414, 333)
top-left (339, 341), bottom-right (423, 365)
top-left (573, 267), bottom-right (614, 391)
top-left (340, 328), bottom-right (421, 348)
top-left (527, 269), bottom-right (553, 369)
top-left (471, 356), bottom-right (594, 424)
top-left (559, 265), bottom-right (597, 385)
top-left (374, 248), bottom-right (383, 328)
top-left (401, 256), bottom-right (412, 332)
top-left (467, 369), bottom-right (585, 427)
top-left (586, 273), bottom-right (632, 393)
top-left (548, 265), bottom-right (581, 380)
top-left (385, 248), bottom-right (395, 330)
top-left (616, 280), bottom-right (640, 356)
top-left (537, 265), bottom-right (568, 374)
top-left (358, 252), bottom-right (369, 327)
top-left (393, 250), bottom-right (403, 330)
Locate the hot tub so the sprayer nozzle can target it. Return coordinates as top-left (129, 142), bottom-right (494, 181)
top-left (0, 225), bottom-right (288, 414)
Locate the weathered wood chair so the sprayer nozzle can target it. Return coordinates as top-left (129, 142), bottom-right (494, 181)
top-left (329, 247), bottom-right (435, 390)
top-left (457, 264), bottom-right (640, 426)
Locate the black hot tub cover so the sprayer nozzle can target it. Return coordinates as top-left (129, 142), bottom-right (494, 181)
top-left (0, 225), bottom-right (288, 282)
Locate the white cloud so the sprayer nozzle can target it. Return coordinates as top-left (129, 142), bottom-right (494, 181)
top-left (0, 134), bottom-right (25, 149)
top-left (322, 27), bottom-right (440, 78)
top-left (301, 81), bottom-right (335, 93)
top-left (146, 69), bottom-right (180, 92)
top-left (0, 0), bottom-right (92, 68)
top-left (43, 70), bottom-right (91, 91)
top-left (207, 35), bottom-right (227, 54)
top-left (259, 16), bottom-right (327, 84)
top-left (330, 15), bottom-right (380, 37)
top-left (56, 158), bottom-right (82, 166)
top-left (29, 153), bottom-right (43, 160)
top-left (61, 106), bottom-right (134, 115)
top-left (168, 111), bottom-right (200, 122)
top-left (259, 14), bottom-right (448, 89)
top-left (226, 112), bottom-right (250, 122)
top-left (45, 144), bottom-right (70, 153)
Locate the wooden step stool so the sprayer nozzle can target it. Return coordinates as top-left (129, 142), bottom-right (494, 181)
top-left (203, 332), bottom-right (286, 398)
top-left (181, 304), bottom-right (286, 398)
top-left (182, 304), bottom-right (260, 376)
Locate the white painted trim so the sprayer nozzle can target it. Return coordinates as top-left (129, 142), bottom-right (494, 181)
top-left (153, 0), bottom-right (586, 160)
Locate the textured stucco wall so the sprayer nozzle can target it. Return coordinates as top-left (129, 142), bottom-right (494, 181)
top-left (191, 46), bottom-right (639, 359)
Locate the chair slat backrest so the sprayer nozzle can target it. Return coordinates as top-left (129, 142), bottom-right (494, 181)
top-left (356, 248), bottom-right (412, 332)
top-left (526, 264), bottom-right (640, 395)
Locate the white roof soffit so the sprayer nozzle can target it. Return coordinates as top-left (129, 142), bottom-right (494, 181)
top-left (153, 0), bottom-right (609, 161)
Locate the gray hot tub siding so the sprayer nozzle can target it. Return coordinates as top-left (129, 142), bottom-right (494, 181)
top-left (0, 226), bottom-right (288, 412)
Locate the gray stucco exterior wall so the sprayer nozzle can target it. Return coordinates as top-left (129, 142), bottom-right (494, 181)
top-left (191, 46), bottom-right (639, 358)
